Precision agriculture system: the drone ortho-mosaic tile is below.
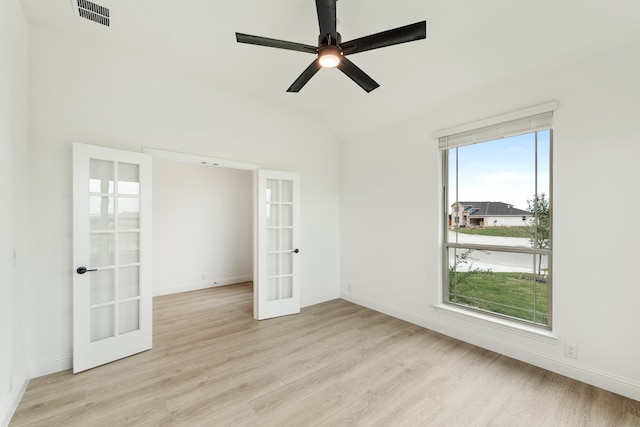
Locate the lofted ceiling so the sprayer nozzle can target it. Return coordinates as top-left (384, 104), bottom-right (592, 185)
top-left (19, 0), bottom-right (640, 140)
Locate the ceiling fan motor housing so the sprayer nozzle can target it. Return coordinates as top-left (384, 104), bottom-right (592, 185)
top-left (318, 32), bottom-right (341, 48)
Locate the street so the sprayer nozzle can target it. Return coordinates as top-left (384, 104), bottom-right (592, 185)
top-left (448, 231), bottom-right (548, 273)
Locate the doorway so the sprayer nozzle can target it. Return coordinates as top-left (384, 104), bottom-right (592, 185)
top-left (72, 145), bottom-right (301, 373)
top-left (143, 147), bottom-right (302, 320)
top-left (151, 158), bottom-right (254, 297)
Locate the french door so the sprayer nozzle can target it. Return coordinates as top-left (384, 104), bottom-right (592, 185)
top-left (72, 143), bottom-right (152, 373)
top-left (255, 170), bottom-right (301, 320)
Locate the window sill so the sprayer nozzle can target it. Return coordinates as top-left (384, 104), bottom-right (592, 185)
top-left (433, 303), bottom-right (560, 344)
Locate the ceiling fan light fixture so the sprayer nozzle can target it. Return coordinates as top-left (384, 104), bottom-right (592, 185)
top-left (235, 0), bottom-right (427, 92)
top-left (318, 45), bottom-right (341, 68)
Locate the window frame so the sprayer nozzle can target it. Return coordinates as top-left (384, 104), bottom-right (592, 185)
top-left (440, 112), bottom-right (554, 330)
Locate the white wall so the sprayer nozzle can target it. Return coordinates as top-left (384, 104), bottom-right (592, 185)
top-left (153, 159), bottom-right (253, 295)
top-left (0, 0), bottom-right (30, 425)
top-left (485, 216), bottom-right (530, 227)
top-left (27, 25), bottom-right (341, 376)
top-left (340, 40), bottom-right (640, 400)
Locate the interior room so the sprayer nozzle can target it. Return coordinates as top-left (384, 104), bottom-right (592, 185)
top-left (2, 0), bottom-right (639, 424)
top-left (152, 158), bottom-right (253, 297)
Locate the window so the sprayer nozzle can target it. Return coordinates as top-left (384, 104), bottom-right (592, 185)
top-left (439, 107), bottom-right (554, 328)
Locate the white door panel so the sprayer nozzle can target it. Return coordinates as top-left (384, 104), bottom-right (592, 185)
top-left (255, 170), bottom-right (300, 320)
top-left (73, 143), bottom-right (152, 373)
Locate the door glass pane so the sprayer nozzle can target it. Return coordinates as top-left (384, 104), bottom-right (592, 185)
top-left (119, 266), bottom-right (140, 299)
top-left (90, 196), bottom-right (114, 230)
top-left (90, 269), bottom-right (115, 305)
top-left (119, 232), bottom-right (139, 264)
top-left (118, 197), bottom-right (140, 229)
top-left (280, 180), bottom-right (293, 203)
top-left (118, 163), bottom-right (140, 195)
top-left (266, 179), bottom-right (279, 202)
top-left (280, 205), bottom-right (292, 227)
top-left (267, 254), bottom-right (279, 277)
top-left (267, 229), bottom-right (279, 251)
top-left (280, 276), bottom-right (293, 299)
top-left (90, 233), bottom-right (115, 267)
top-left (281, 253), bottom-right (292, 275)
top-left (267, 204), bottom-right (279, 226)
top-left (267, 204), bottom-right (280, 227)
top-left (91, 305), bottom-right (114, 342)
top-left (267, 278), bottom-right (279, 301)
top-left (119, 300), bottom-right (140, 334)
top-left (90, 159), bottom-right (114, 194)
top-left (280, 229), bottom-right (293, 251)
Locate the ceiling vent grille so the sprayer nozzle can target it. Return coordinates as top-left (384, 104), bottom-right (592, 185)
top-left (73, 0), bottom-right (110, 27)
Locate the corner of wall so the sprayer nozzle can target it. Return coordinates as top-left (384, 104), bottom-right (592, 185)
top-left (0, 371), bottom-right (29, 427)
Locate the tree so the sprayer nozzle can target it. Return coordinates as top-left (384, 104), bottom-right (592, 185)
top-left (449, 249), bottom-right (492, 303)
top-left (527, 193), bottom-right (550, 276)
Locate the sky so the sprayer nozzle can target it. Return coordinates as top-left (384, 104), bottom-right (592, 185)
top-left (448, 130), bottom-right (550, 211)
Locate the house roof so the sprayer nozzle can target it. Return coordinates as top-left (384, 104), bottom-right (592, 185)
top-left (454, 202), bottom-right (531, 217)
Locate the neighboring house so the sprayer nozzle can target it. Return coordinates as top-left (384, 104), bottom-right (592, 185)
top-left (451, 201), bottom-right (531, 228)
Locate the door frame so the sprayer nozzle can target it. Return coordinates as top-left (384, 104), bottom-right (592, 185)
top-left (142, 148), bottom-right (263, 315)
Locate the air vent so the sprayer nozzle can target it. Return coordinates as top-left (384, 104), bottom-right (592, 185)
top-left (72, 0), bottom-right (110, 27)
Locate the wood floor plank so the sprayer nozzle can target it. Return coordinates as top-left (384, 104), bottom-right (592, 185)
top-left (10, 282), bottom-right (640, 426)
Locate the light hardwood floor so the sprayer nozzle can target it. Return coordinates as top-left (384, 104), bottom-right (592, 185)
top-left (10, 283), bottom-right (640, 426)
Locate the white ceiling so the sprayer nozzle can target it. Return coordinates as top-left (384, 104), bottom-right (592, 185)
top-left (19, 0), bottom-right (640, 140)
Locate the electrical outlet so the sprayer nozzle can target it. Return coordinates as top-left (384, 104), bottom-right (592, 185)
top-left (564, 343), bottom-right (578, 359)
top-left (200, 273), bottom-right (205, 281)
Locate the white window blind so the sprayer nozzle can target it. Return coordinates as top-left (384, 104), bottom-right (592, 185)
top-left (437, 102), bottom-right (557, 150)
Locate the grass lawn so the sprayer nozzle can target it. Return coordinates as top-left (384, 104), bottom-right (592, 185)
top-left (448, 271), bottom-right (548, 325)
top-left (453, 226), bottom-right (532, 238)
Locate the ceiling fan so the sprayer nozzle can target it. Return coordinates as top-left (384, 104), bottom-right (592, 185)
top-left (235, 0), bottom-right (426, 93)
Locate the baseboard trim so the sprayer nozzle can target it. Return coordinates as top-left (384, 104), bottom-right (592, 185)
top-left (153, 275), bottom-right (253, 297)
top-left (340, 291), bottom-right (640, 401)
top-left (30, 355), bottom-right (72, 379)
top-left (0, 374), bottom-right (29, 427)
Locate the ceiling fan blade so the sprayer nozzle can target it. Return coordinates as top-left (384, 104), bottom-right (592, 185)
top-left (287, 60), bottom-right (322, 92)
top-left (315, 0), bottom-right (337, 37)
top-left (236, 33), bottom-right (317, 54)
top-left (336, 57), bottom-right (380, 93)
top-left (340, 21), bottom-right (426, 56)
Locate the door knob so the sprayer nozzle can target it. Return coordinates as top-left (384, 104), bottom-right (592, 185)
top-left (76, 266), bottom-right (97, 274)
top-left (292, 249), bottom-right (299, 254)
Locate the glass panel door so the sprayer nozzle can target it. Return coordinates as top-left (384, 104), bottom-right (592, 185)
top-left (73, 143), bottom-right (152, 373)
top-left (256, 170), bottom-right (300, 320)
